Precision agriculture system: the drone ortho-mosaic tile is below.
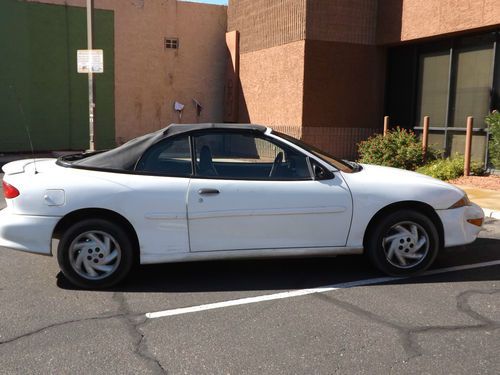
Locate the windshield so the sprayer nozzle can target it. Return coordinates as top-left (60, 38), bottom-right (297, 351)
top-left (272, 131), bottom-right (355, 173)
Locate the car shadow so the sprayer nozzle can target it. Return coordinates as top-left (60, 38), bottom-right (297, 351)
top-left (56, 237), bottom-right (500, 293)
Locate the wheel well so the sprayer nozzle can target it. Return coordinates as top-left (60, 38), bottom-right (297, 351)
top-left (52, 208), bottom-right (140, 261)
top-left (362, 201), bottom-right (444, 251)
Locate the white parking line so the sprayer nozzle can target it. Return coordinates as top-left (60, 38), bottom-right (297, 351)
top-left (145, 259), bottom-right (500, 319)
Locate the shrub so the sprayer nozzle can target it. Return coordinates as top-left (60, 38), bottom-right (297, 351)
top-left (416, 154), bottom-right (483, 181)
top-left (357, 127), bottom-right (437, 170)
top-left (486, 111), bottom-right (500, 169)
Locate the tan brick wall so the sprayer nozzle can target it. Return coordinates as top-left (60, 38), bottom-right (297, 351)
top-left (306, 0), bottom-right (378, 45)
top-left (237, 41), bottom-right (306, 130)
top-left (227, 0), bottom-right (307, 53)
top-left (303, 40), bottom-right (386, 129)
top-left (27, 0), bottom-right (228, 143)
top-left (378, 0), bottom-right (500, 44)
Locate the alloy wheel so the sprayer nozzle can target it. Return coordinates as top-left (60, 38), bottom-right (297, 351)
top-left (381, 221), bottom-right (430, 269)
top-left (68, 230), bottom-right (122, 280)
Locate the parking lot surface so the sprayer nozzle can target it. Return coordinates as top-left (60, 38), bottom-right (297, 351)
top-left (1, 177), bottom-right (500, 374)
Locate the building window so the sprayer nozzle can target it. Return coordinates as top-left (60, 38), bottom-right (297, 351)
top-left (165, 38), bottom-right (179, 49)
top-left (417, 51), bottom-right (451, 128)
top-left (386, 31), bottom-right (499, 163)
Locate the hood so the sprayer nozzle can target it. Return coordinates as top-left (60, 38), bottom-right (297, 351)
top-left (360, 163), bottom-right (461, 189)
top-left (342, 163), bottom-right (466, 210)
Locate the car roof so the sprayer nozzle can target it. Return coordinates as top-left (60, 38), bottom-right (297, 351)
top-left (165, 123), bottom-right (268, 137)
top-left (59, 123), bottom-right (270, 171)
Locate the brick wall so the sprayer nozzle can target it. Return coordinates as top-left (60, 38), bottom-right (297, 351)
top-left (378, 0), bottom-right (500, 44)
top-left (237, 41), bottom-right (306, 129)
top-left (306, 0), bottom-right (378, 45)
top-left (227, 0), bottom-right (306, 53)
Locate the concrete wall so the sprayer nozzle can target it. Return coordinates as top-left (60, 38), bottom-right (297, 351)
top-left (27, 0), bottom-right (227, 145)
top-left (378, 0), bottom-right (500, 44)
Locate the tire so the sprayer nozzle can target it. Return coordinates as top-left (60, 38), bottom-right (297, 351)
top-left (366, 209), bottom-right (439, 276)
top-left (57, 218), bottom-right (135, 289)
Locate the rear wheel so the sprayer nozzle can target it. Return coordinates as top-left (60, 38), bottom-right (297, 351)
top-left (366, 210), bottom-right (439, 276)
top-left (57, 219), bottom-right (135, 289)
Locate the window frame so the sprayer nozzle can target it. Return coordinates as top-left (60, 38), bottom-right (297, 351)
top-left (133, 129), bottom-right (339, 181)
top-left (164, 37), bottom-right (179, 50)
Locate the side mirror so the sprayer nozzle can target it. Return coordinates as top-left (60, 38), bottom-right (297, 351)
top-left (313, 164), bottom-right (334, 180)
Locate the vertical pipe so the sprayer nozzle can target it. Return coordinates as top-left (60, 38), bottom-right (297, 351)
top-left (86, 0), bottom-right (95, 151)
top-left (464, 116), bottom-right (473, 176)
top-left (422, 116), bottom-right (430, 161)
top-left (383, 116), bottom-right (389, 136)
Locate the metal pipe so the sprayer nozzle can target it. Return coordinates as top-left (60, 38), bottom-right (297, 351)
top-left (464, 116), bottom-right (473, 176)
top-left (86, 0), bottom-right (95, 152)
top-left (422, 116), bottom-right (429, 161)
top-left (383, 116), bottom-right (389, 136)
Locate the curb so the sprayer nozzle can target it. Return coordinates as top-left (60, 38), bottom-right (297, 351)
top-left (482, 208), bottom-right (500, 220)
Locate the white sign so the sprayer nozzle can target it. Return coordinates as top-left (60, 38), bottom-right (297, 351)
top-left (77, 49), bottom-right (104, 73)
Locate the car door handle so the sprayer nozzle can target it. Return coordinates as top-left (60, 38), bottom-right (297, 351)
top-left (198, 188), bottom-right (220, 195)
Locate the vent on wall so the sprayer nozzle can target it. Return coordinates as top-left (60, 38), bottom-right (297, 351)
top-left (165, 38), bottom-right (179, 49)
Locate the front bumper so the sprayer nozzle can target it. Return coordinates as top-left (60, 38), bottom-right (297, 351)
top-left (437, 202), bottom-right (484, 247)
top-left (0, 208), bottom-right (60, 255)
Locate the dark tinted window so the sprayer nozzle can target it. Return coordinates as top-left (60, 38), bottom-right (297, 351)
top-left (135, 136), bottom-right (192, 176)
top-left (193, 132), bottom-right (311, 180)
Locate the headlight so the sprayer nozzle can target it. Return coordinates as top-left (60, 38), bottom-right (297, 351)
top-left (449, 194), bottom-right (471, 209)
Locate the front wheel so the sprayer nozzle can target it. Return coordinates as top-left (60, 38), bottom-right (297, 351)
top-left (366, 210), bottom-right (439, 276)
top-left (57, 219), bottom-right (135, 289)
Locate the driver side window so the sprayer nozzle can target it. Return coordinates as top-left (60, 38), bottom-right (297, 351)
top-left (193, 132), bottom-right (312, 180)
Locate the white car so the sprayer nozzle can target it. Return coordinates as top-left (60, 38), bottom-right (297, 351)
top-left (0, 124), bottom-right (484, 288)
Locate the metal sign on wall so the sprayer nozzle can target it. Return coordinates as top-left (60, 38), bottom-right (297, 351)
top-left (77, 49), bottom-right (104, 73)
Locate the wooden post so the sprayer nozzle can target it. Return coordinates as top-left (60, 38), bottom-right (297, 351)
top-left (464, 116), bottom-right (473, 176)
top-left (383, 116), bottom-right (389, 136)
top-left (422, 116), bottom-right (430, 161)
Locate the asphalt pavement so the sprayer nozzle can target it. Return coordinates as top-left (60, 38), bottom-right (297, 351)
top-left (1, 175), bottom-right (500, 374)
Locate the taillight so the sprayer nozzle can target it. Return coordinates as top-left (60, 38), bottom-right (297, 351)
top-left (2, 181), bottom-right (20, 199)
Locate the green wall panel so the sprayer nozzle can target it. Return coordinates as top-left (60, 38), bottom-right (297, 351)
top-left (0, 0), bottom-right (114, 152)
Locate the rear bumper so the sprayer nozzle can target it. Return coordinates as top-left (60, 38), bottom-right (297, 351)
top-left (437, 202), bottom-right (484, 247)
top-left (0, 208), bottom-right (60, 255)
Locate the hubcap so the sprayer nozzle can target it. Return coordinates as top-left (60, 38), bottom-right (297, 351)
top-left (69, 231), bottom-right (121, 280)
top-left (382, 221), bottom-right (429, 269)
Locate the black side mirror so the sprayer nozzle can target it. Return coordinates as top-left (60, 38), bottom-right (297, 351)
top-left (313, 164), bottom-right (334, 180)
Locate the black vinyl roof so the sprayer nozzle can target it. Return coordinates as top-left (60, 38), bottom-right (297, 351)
top-left (59, 123), bottom-right (268, 171)
top-left (165, 123), bottom-right (267, 136)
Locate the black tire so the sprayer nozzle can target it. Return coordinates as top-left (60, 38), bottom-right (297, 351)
top-left (57, 218), bottom-right (135, 289)
top-left (366, 209), bottom-right (439, 276)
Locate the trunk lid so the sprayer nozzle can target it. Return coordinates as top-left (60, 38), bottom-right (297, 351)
top-left (1, 159), bottom-right (57, 175)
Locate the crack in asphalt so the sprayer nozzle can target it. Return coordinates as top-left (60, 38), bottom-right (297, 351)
top-left (0, 292), bottom-right (167, 374)
top-left (0, 313), bottom-right (123, 346)
top-left (1, 284), bottom-right (499, 371)
top-left (113, 292), bottom-right (168, 375)
top-left (315, 288), bottom-right (500, 360)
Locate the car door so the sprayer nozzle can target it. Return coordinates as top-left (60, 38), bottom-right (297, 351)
top-left (130, 135), bottom-right (193, 261)
top-left (186, 130), bottom-right (353, 252)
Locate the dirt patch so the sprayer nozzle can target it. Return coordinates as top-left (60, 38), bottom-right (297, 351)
top-left (448, 175), bottom-right (500, 191)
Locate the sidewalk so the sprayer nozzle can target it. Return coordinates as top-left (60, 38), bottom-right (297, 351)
top-left (454, 185), bottom-right (500, 219)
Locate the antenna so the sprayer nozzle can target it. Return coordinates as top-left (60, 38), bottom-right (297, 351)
top-left (9, 85), bottom-right (38, 174)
